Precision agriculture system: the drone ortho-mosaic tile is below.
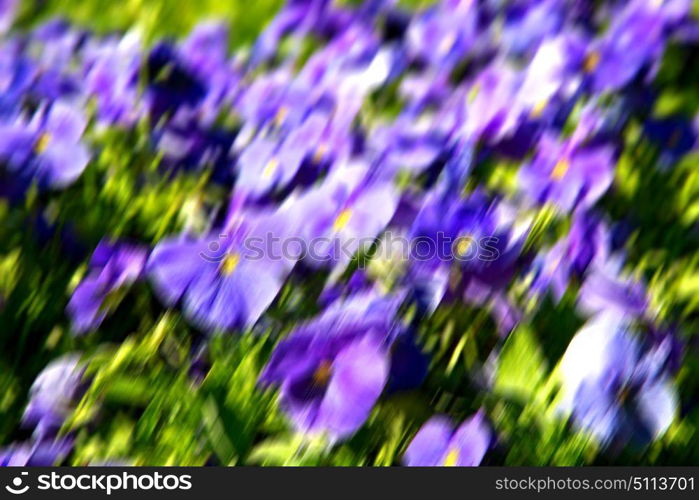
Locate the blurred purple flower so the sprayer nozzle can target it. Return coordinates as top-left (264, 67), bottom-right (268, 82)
top-left (0, 0), bottom-right (17, 33)
top-left (404, 412), bottom-right (491, 466)
top-left (235, 113), bottom-right (330, 197)
top-left (577, 256), bottom-right (649, 318)
top-left (370, 115), bottom-right (448, 178)
top-left (519, 133), bottom-right (614, 211)
top-left (461, 63), bottom-right (523, 142)
top-left (0, 100), bottom-right (90, 188)
top-left (583, 0), bottom-right (681, 92)
top-left (177, 21), bottom-right (240, 124)
top-left (499, 0), bottom-right (564, 56)
top-left (531, 211), bottom-right (609, 301)
top-left (23, 356), bottom-right (84, 438)
top-left (154, 118), bottom-right (235, 179)
top-left (560, 313), bottom-right (678, 446)
top-left (515, 34), bottom-right (586, 117)
top-left (260, 292), bottom-right (402, 439)
top-left (250, 0), bottom-right (332, 66)
top-left (410, 189), bottom-right (519, 286)
top-left (147, 211), bottom-right (296, 332)
top-left (406, 0), bottom-right (478, 69)
top-left (145, 42), bottom-right (207, 123)
top-left (67, 240), bottom-right (148, 334)
top-left (262, 333), bottom-right (389, 441)
top-left (291, 165), bottom-right (400, 269)
top-left (84, 33), bottom-right (143, 126)
top-left (0, 437), bottom-right (73, 466)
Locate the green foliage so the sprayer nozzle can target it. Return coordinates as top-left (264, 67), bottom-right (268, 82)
top-left (68, 316), bottom-right (283, 465)
top-left (15, 0), bottom-right (284, 47)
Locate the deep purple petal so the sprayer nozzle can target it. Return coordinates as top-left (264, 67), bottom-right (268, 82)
top-left (313, 339), bottom-right (389, 439)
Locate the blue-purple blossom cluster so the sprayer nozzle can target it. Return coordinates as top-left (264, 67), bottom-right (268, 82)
top-left (1, 356), bottom-right (81, 465)
top-left (1, 0), bottom-right (697, 466)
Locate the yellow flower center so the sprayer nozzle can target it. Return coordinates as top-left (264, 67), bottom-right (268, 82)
top-left (455, 235), bottom-right (475, 257)
top-left (220, 253), bottom-right (241, 276)
top-left (333, 208), bottom-right (352, 232)
top-left (274, 106), bottom-right (288, 126)
top-left (313, 143), bottom-right (328, 163)
top-left (468, 83), bottom-right (481, 103)
top-left (530, 99), bottom-right (548, 119)
top-left (313, 360), bottom-right (333, 386)
top-left (262, 157), bottom-right (279, 179)
top-left (443, 448), bottom-right (459, 466)
top-left (550, 159), bottom-right (570, 180)
top-left (583, 51), bottom-right (600, 73)
top-left (34, 133), bottom-right (51, 154)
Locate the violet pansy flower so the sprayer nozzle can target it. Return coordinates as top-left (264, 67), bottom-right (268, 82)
top-left (531, 211), bottom-right (609, 301)
top-left (67, 240), bottom-right (148, 334)
top-left (406, 0), bottom-right (478, 70)
top-left (0, 100), bottom-right (90, 189)
top-left (261, 333), bottom-right (389, 441)
top-left (559, 313), bottom-right (678, 446)
top-left (22, 356), bottom-right (85, 438)
top-left (518, 133), bottom-right (615, 212)
top-left (84, 33), bottom-right (143, 126)
top-left (147, 210), bottom-right (297, 332)
top-left (290, 164), bottom-right (400, 270)
top-left (260, 291), bottom-right (403, 440)
top-left (577, 255), bottom-right (649, 319)
top-left (404, 412), bottom-right (491, 466)
top-left (499, 0), bottom-right (564, 56)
